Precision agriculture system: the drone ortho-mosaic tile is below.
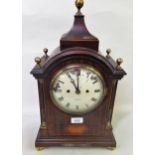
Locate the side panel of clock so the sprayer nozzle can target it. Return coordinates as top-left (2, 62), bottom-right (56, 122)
top-left (37, 79), bottom-right (47, 129)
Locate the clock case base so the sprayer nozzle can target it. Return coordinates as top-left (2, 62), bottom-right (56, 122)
top-left (35, 128), bottom-right (116, 148)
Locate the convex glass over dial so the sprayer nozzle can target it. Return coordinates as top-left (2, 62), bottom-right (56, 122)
top-left (50, 65), bottom-right (107, 115)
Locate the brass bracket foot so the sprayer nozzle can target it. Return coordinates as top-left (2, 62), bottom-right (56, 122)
top-left (107, 147), bottom-right (116, 151)
top-left (36, 147), bottom-right (45, 151)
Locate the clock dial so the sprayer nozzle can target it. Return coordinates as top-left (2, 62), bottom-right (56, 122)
top-left (50, 65), bottom-right (107, 115)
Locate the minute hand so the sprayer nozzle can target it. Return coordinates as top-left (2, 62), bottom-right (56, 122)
top-left (66, 72), bottom-right (78, 91)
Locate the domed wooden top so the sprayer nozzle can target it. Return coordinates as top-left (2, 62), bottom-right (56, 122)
top-left (60, 0), bottom-right (99, 51)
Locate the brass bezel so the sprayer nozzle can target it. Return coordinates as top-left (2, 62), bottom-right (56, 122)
top-left (49, 64), bottom-right (107, 115)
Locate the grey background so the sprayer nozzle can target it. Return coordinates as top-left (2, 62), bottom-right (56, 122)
top-left (22, 0), bottom-right (133, 154)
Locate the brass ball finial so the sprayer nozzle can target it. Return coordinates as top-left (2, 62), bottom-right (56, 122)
top-left (35, 57), bottom-right (41, 66)
top-left (116, 58), bottom-right (123, 67)
top-left (43, 48), bottom-right (48, 58)
top-left (75, 0), bottom-right (84, 10)
top-left (75, 0), bottom-right (84, 16)
top-left (43, 48), bottom-right (48, 54)
top-left (106, 48), bottom-right (112, 57)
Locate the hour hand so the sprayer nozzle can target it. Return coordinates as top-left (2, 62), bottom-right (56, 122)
top-left (76, 70), bottom-right (81, 94)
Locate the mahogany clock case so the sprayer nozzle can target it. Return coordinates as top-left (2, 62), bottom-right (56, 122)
top-left (31, 47), bottom-right (126, 147)
top-left (30, 0), bottom-right (127, 149)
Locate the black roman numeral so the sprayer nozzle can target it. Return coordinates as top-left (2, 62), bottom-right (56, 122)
top-left (91, 97), bottom-right (97, 102)
top-left (53, 80), bottom-right (64, 92)
top-left (66, 103), bottom-right (70, 107)
top-left (58, 96), bottom-right (64, 101)
top-left (58, 80), bottom-right (64, 84)
top-left (87, 71), bottom-right (91, 78)
top-left (76, 105), bottom-right (79, 110)
top-left (94, 89), bottom-right (101, 93)
top-left (70, 68), bottom-right (80, 76)
top-left (90, 75), bottom-right (98, 84)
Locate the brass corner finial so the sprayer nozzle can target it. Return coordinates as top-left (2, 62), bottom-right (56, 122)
top-left (35, 57), bottom-right (41, 67)
top-left (106, 48), bottom-right (112, 57)
top-left (43, 48), bottom-right (48, 58)
top-left (116, 58), bottom-right (123, 67)
top-left (75, 0), bottom-right (84, 16)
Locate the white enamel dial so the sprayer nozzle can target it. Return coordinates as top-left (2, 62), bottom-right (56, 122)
top-left (50, 65), bottom-right (107, 115)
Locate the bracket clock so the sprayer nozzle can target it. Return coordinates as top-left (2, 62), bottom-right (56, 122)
top-left (31, 0), bottom-right (126, 150)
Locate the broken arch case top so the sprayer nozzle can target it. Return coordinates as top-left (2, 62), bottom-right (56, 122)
top-left (31, 0), bottom-right (126, 150)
